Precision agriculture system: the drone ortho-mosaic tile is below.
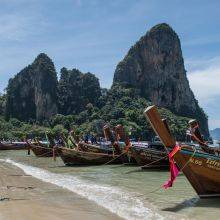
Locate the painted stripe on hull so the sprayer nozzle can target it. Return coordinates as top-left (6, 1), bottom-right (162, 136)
top-left (168, 147), bottom-right (220, 161)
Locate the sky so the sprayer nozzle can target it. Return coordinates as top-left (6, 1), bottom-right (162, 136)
top-left (0, 0), bottom-right (220, 129)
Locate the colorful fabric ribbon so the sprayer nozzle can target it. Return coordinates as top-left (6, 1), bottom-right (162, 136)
top-left (163, 144), bottom-right (181, 189)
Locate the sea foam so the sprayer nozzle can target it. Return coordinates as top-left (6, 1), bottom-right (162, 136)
top-left (0, 158), bottom-right (163, 220)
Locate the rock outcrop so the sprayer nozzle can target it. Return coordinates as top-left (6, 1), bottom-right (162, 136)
top-left (113, 23), bottom-right (209, 137)
top-left (5, 53), bottom-right (58, 121)
top-left (58, 68), bottom-right (102, 115)
top-left (4, 23), bottom-right (209, 138)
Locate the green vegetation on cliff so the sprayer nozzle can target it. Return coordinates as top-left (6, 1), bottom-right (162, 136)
top-left (58, 68), bottom-right (101, 115)
top-left (0, 94), bottom-right (6, 115)
top-left (55, 84), bottom-right (190, 141)
top-left (3, 23), bottom-right (208, 140)
top-left (0, 84), bottom-right (190, 141)
top-left (0, 117), bottom-right (47, 140)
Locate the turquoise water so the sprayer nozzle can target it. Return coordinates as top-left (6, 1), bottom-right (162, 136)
top-left (0, 150), bottom-right (220, 220)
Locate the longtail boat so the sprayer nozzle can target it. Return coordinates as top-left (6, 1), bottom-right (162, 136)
top-left (144, 105), bottom-right (220, 198)
top-left (27, 132), bottom-right (58, 159)
top-left (78, 141), bottom-right (114, 154)
top-left (56, 147), bottom-right (122, 166)
top-left (75, 141), bottom-right (136, 164)
top-left (0, 142), bottom-right (28, 150)
top-left (56, 124), bottom-right (134, 166)
top-left (27, 133), bottom-right (57, 157)
top-left (113, 123), bottom-right (168, 167)
top-left (28, 143), bottom-right (56, 157)
top-left (113, 124), bottom-right (137, 164)
top-left (131, 142), bottom-right (169, 169)
top-left (188, 119), bottom-right (220, 155)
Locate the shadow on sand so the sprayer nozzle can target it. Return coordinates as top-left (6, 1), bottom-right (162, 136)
top-left (162, 197), bottom-right (220, 212)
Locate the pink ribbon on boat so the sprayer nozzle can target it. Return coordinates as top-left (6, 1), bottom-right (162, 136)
top-left (163, 144), bottom-right (181, 189)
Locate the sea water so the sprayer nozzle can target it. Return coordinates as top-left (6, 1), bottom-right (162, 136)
top-left (1, 150), bottom-right (220, 220)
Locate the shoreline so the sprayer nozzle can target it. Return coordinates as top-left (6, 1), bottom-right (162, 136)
top-left (0, 161), bottom-right (122, 220)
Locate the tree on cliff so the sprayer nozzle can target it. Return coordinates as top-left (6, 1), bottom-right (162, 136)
top-left (0, 94), bottom-right (6, 115)
top-left (50, 83), bottom-right (190, 141)
top-left (58, 68), bottom-right (102, 115)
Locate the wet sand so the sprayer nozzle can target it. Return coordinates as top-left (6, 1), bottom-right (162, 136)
top-left (0, 162), bottom-right (122, 220)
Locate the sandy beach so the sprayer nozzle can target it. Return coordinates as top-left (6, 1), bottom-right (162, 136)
top-left (0, 161), bottom-right (122, 220)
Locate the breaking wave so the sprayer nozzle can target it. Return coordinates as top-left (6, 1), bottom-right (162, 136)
top-left (1, 158), bottom-right (163, 220)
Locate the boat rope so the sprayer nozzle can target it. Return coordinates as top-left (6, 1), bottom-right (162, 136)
top-left (179, 146), bottom-right (196, 172)
top-left (102, 151), bottom-right (127, 165)
top-left (141, 155), bottom-right (168, 168)
top-left (135, 185), bottom-right (162, 198)
top-left (53, 146), bottom-right (129, 166)
top-left (127, 146), bottom-right (197, 199)
top-left (124, 155), bottom-right (168, 174)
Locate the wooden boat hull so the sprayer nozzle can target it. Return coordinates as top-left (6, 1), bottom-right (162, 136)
top-left (56, 147), bottom-right (123, 166)
top-left (78, 142), bottom-right (113, 154)
top-left (131, 146), bottom-right (169, 169)
top-left (173, 146), bottom-right (220, 198)
top-left (143, 104), bottom-right (220, 198)
top-left (0, 142), bottom-right (28, 150)
top-left (30, 145), bottom-right (56, 157)
top-left (78, 142), bottom-right (136, 164)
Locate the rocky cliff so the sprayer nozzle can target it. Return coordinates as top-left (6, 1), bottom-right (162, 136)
top-left (58, 68), bottom-right (102, 115)
top-left (5, 53), bottom-right (58, 121)
top-left (5, 55), bottom-right (102, 121)
top-left (4, 23), bottom-right (209, 138)
top-left (113, 23), bottom-right (209, 137)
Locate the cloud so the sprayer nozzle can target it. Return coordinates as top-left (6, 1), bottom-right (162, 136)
top-left (209, 120), bottom-right (220, 131)
top-left (186, 56), bottom-right (220, 72)
top-left (0, 2), bottom-right (47, 42)
top-left (0, 14), bottom-right (34, 41)
top-left (183, 35), bottom-right (220, 47)
top-left (187, 57), bottom-right (220, 129)
top-left (187, 57), bottom-right (220, 102)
